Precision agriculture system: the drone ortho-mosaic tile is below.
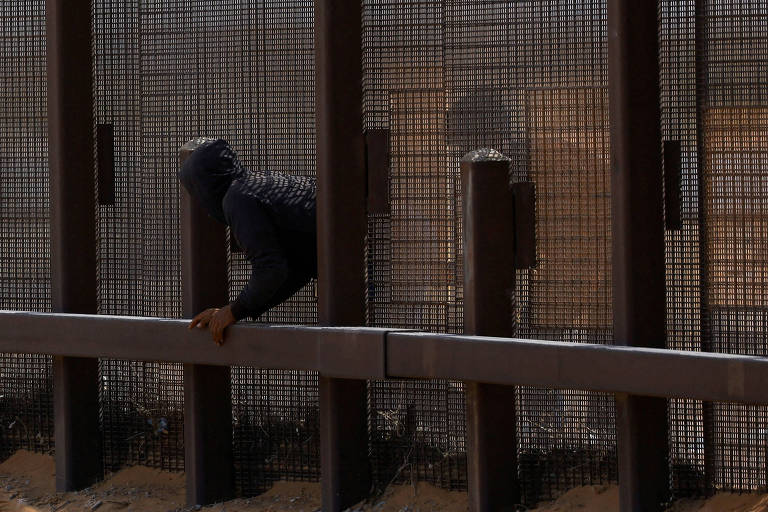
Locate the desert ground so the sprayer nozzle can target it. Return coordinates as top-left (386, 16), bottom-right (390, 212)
top-left (1, 451), bottom-right (767, 511)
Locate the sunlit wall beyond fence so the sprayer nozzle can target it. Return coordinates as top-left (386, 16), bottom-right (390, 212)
top-left (1, 0), bottom-right (768, 506)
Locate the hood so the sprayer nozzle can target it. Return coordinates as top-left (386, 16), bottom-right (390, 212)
top-left (178, 138), bottom-right (246, 224)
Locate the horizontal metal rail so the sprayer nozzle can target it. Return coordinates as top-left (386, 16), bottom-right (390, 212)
top-left (2, 310), bottom-right (768, 405)
top-left (389, 333), bottom-right (768, 404)
top-left (0, 311), bottom-right (386, 379)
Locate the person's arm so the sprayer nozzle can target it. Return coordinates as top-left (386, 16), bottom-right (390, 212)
top-left (241, 270), bottom-right (313, 320)
top-left (228, 203), bottom-right (291, 322)
top-left (189, 199), bottom-right (291, 344)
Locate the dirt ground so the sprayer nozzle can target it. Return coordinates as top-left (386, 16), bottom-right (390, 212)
top-left (0, 451), bottom-right (467, 512)
top-left (3, 451), bottom-right (768, 511)
top-left (529, 484), bottom-right (768, 512)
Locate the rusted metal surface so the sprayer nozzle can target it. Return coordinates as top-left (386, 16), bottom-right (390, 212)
top-left (47, 2), bottom-right (97, 316)
top-left (315, 1), bottom-right (366, 329)
top-left (461, 150), bottom-right (520, 511)
top-left (180, 178), bottom-right (229, 320)
top-left (315, 0), bottom-right (371, 509)
top-left (53, 356), bottom-right (101, 491)
top-left (46, 0), bottom-right (101, 492)
top-left (609, 0), bottom-right (669, 509)
top-left (184, 364), bottom-right (234, 505)
top-left (180, 169), bottom-right (234, 505)
top-left (319, 377), bottom-right (370, 510)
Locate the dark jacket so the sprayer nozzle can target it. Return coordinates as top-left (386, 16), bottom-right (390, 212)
top-left (179, 139), bottom-right (317, 321)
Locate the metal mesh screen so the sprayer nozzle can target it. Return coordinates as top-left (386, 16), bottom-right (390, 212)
top-left (232, 369), bottom-right (319, 495)
top-left (698, 0), bottom-right (768, 492)
top-left (225, 0), bottom-right (320, 497)
top-left (362, 0), bottom-right (468, 492)
top-left (506, 4), bottom-right (616, 504)
top-left (92, 0), bottom-right (321, 492)
top-left (660, 0), bottom-right (707, 496)
top-left (4, 0), bottom-right (768, 504)
top-left (362, 0), bottom-right (617, 503)
top-left (0, 354), bottom-right (53, 460)
top-left (93, 0), bottom-right (185, 474)
top-left (0, 0), bottom-right (54, 460)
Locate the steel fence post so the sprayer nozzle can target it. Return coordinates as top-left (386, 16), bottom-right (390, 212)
top-left (608, 1), bottom-right (670, 510)
top-left (180, 149), bottom-right (234, 506)
top-left (315, 0), bottom-right (371, 509)
top-left (462, 149), bottom-right (520, 511)
top-left (47, 0), bottom-right (102, 492)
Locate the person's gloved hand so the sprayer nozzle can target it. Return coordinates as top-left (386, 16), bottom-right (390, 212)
top-left (189, 305), bottom-right (236, 346)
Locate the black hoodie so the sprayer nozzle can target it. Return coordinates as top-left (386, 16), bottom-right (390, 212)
top-left (179, 139), bottom-right (317, 321)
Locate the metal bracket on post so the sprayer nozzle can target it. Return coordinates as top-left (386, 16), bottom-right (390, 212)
top-left (47, 0), bottom-right (102, 492)
top-left (180, 143), bottom-right (234, 507)
top-left (664, 140), bottom-right (682, 231)
top-left (365, 129), bottom-right (390, 215)
top-left (512, 181), bottom-right (536, 269)
top-left (462, 148), bottom-right (520, 511)
top-left (97, 124), bottom-right (115, 206)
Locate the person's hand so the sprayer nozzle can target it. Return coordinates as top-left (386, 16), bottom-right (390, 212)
top-left (189, 305), bottom-right (236, 346)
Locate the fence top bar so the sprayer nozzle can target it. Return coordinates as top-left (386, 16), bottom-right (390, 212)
top-left (0, 311), bottom-right (386, 379)
top-left (4, 311), bottom-right (768, 405)
top-left (388, 332), bottom-right (768, 405)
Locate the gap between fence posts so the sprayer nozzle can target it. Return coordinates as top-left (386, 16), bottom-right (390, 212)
top-left (693, 0), bottom-right (716, 491)
top-left (47, 0), bottom-right (102, 492)
top-left (608, 1), bottom-right (669, 510)
top-left (315, 0), bottom-right (371, 509)
top-left (180, 150), bottom-right (234, 506)
top-left (461, 149), bottom-right (520, 511)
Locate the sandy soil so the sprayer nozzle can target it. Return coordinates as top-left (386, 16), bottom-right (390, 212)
top-left (530, 485), bottom-right (768, 512)
top-left (4, 451), bottom-right (768, 512)
top-left (528, 485), bottom-right (619, 511)
top-left (0, 451), bottom-right (468, 512)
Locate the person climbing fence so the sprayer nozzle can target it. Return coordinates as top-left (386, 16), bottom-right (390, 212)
top-left (178, 138), bottom-right (317, 344)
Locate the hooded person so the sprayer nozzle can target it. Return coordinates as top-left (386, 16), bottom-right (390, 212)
top-left (178, 138), bottom-right (317, 344)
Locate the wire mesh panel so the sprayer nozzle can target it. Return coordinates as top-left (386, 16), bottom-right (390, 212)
top-left (505, 3), bottom-right (616, 503)
top-left (362, 0), bottom-right (469, 493)
top-left (232, 369), bottom-right (319, 495)
top-left (0, 0), bottom-right (54, 460)
top-left (224, 0), bottom-right (319, 497)
top-left (93, 0), bottom-right (186, 474)
top-left (226, 0), bottom-right (317, 327)
top-left (363, 0), bottom-right (617, 504)
top-left (523, 87), bottom-right (611, 335)
top-left (0, 354), bottom-right (53, 460)
top-left (698, 0), bottom-right (768, 492)
top-left (659, 0), bottom-right (707, 496)
top-left (93, 0), bottom-right (320, 492)
top-left (99, 360), bottom-right (184, 472)
top-left (5, 0), bottom-right (768, 503)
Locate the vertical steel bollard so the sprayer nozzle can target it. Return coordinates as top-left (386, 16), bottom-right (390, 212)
top-left (180, 146), bottom-right (234, 506)
top-left (315, 0), bottom-right (371, 509)
top-left (608, 1), bottom-right (669, 510)
top-left (47, 0), bottom-right (102, 491)
top-left (462, 149), bottom-right (520, 511)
